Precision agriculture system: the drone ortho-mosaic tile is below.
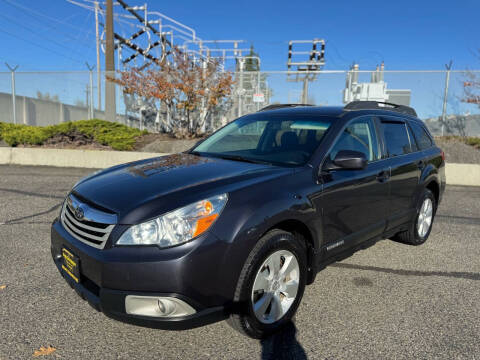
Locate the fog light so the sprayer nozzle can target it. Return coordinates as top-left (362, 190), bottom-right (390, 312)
top-left (157, 299), bottom-right (166, 313)
top-left (157, 299), bottom-right (176, 316)
top-left (125, 296), bottom-right (196, 318)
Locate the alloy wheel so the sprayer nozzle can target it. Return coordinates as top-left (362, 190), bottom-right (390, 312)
top-left (417, 198), bottom-right (433, 238)
top-left (251, 250), bottom-right (300, 324)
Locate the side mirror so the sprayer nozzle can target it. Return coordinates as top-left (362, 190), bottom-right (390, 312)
top-left (324, 150), bottom-right (367, 171)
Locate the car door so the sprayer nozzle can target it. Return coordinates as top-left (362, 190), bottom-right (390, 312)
top-left (318, 116), bottom-right (390, 254)
top-left (379, 117), bottom-right (422, 230)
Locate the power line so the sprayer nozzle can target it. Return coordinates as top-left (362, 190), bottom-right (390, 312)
top-left (0, 0), bottom-right (100, 68)
top-left (0, 13), bottom-right (93, 57)
top-left (1, 1), bottom-right (96, 48)
top-left (67, 10), bottom-right (96, 67)
top-left (2, 0), bottom-right (88, 32)
top-left (0, 27), bottom-right (85, 64)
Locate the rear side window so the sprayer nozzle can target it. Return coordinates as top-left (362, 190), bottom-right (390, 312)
top-left (382, 122), bottom-right (412, 157)
top-left (410, 122), bottom-right (433, 150)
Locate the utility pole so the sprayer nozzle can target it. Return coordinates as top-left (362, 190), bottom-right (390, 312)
top-left (105, 0), bottom-right (116, 122)
top-left (256, 70), bottom-right (261, 111)
top-left (5, 63), bottom-right (19, 125)
top-left (302, 78), bottom-right (309, 104)
top-left (237, 58), bottom-right (244, 117)
top-left (95, 1), bottom-right (101, 111)
top-left (85, 84), bottom-right (90, 112)
top-left (86, 62), bottom-right (95, 119)
top-left (441, 60), bottom-right (453, 136)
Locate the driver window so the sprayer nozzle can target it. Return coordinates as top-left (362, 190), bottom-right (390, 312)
top-left (330, 117), bottom-right (379, 162)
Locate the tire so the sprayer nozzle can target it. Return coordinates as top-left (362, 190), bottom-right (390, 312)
top-left (392, 188), bottom-right (436, 246)
top-left (227, 229), bottom-right (307, 339)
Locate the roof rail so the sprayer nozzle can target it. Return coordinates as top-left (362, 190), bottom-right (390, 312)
top-left (258, 104), bottom-right (313, 112)
top-left (344, 101), bottom-right (417, 117)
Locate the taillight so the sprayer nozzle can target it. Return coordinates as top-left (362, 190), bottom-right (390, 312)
top-left (441, 150), bottom-right (445, 161)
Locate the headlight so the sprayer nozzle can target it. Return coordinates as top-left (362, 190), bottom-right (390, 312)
top-left (117, 193), bottom-right (228, 247)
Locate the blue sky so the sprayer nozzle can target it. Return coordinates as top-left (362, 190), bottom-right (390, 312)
top-left (0, 0), bottom-right (478, 119)
top-left (0, 0), bottom-right (478, 71)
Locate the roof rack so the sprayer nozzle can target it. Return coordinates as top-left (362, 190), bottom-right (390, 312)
top-left (344, 101), bottom-right (417, 117)
top-left (258, 104), bottom-right (313, 112)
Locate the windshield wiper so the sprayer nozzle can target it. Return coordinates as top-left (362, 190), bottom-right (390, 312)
top-left (215, 154), bottom-right (272, 165)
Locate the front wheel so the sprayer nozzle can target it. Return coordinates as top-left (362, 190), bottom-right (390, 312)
top-left (227, 229), bottom-right (307, 339)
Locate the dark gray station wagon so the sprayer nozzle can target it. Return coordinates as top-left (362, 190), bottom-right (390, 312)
top-left (51, 101), bottom-right (446, 338)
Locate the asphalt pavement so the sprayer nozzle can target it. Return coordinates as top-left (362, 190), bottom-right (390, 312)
top-left (0, 165), bottom-right (479, 359)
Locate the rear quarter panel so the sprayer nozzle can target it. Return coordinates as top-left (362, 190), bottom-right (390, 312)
top-left (420, 146), bottom-right (446, 204)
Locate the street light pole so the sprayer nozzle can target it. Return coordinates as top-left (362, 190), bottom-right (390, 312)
top-left (441, 61), bottom-right (453, 136)
top-left (5, 63), bottom-right (19, 125)
top-left (86, 62), bottom-right (95, 119)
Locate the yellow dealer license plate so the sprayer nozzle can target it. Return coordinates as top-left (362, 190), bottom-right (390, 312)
top-left (61, 248), bottom-right (80, 283)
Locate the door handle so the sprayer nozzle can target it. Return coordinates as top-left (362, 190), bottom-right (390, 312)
top-left (376, 170), bottom-right (390, 183)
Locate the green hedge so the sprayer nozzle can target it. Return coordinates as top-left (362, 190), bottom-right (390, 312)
top-left (0, 120), bottom-right (147, 151)
top-left (465, 137), bottom-right (480, 148)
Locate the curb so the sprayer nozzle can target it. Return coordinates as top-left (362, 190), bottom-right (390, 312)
top-left (0, 147), bottom-right (479, 186)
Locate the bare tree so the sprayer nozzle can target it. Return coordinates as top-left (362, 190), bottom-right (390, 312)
top-left (463, 49), bottom-right (480, 107)
top-left (439, 114), bottom-right (467, 137)
top-left (36, 91), bottom-right (60, 102)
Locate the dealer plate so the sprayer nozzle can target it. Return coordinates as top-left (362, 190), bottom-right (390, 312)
top-left (61, 248), bottom-right (80, 283)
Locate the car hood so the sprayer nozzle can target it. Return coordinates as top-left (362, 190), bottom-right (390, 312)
top-left (73, 153), bottom-right (293, 223)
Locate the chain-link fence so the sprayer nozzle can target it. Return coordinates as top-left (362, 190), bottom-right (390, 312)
top-left (1, 70), bottom-right (479, 136)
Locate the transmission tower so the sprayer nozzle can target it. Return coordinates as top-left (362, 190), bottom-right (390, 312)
top-left (287, 39), bottom-right (325, 104)
top-left (68, 0), bottom-right (261, 125)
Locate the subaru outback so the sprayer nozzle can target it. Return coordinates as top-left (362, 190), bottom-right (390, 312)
top-left (51, 101), bottom-right (446, 339)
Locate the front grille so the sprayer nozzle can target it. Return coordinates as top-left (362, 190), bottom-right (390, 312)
top-left (60, 194), bottom-right (116, 249)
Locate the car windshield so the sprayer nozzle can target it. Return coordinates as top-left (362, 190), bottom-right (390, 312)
top-left (192, 115), bottom-right (335, 166)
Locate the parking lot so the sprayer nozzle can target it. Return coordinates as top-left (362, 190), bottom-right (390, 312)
top-left (0, 164), bottom-right (479, 359)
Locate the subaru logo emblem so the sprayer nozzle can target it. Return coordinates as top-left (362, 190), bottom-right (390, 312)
top-left (74, 205), bottom-right (85, 221)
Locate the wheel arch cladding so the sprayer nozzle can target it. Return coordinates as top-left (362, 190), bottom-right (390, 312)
top-left (263, 219), bottom-right (316, 284)
top-left (426, 180), bottom-right (440, 207)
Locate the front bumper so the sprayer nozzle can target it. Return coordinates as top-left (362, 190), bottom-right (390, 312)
top-left (51, 219), bottom-right (230, 330)
top-left (53, 257), bottom-right (227, 329)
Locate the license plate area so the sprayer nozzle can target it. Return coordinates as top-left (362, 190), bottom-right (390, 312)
top-left (61, 248), bottom-right (80, 283)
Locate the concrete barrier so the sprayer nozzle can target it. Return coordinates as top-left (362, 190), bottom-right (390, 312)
top-left (443, 163), bottom-right (480, 187)
top-left (0, 147), bottom-right (12, 164)
top-left (0, 147), bottom-right (479, 186)
top-left (0, 148), bottom-right (162, 169)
